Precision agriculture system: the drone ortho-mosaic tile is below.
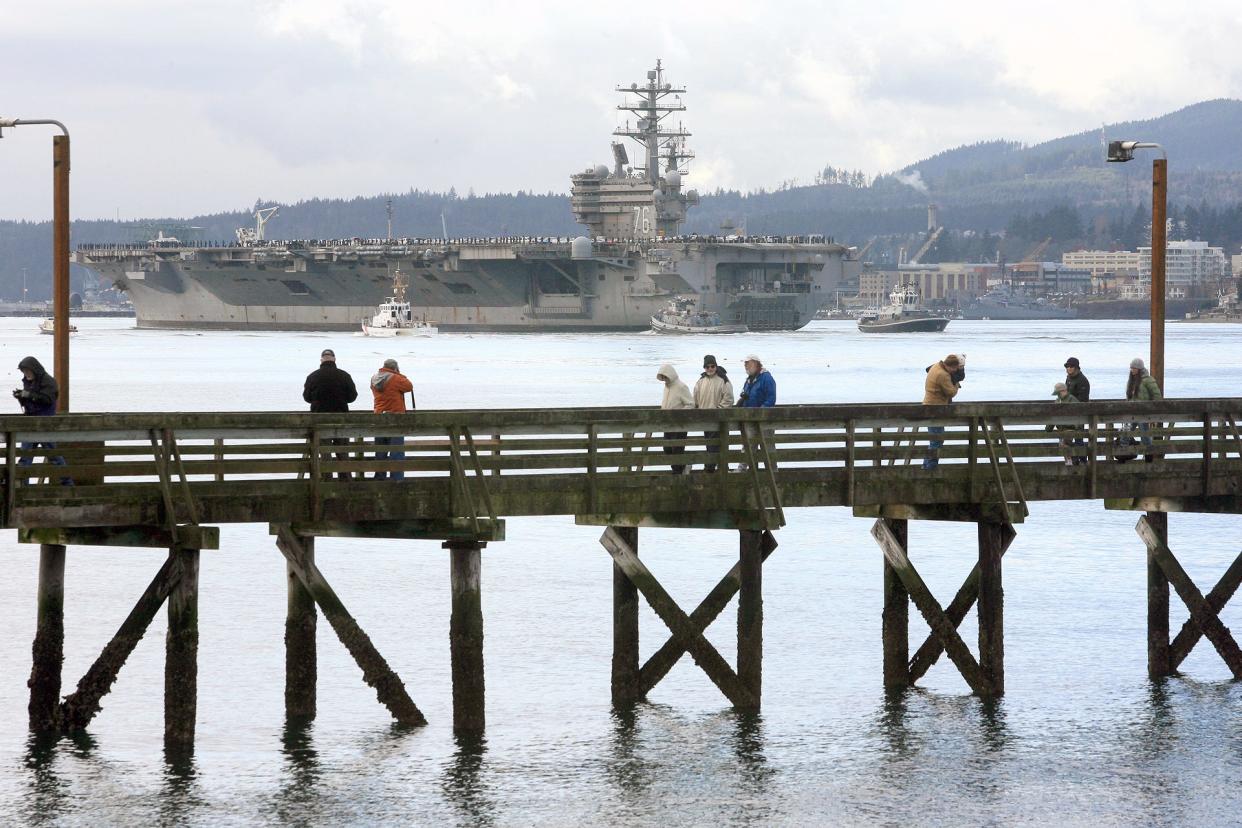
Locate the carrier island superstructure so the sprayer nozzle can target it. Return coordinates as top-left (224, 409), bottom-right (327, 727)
top-left (76, 61), bottom-right (858, 332)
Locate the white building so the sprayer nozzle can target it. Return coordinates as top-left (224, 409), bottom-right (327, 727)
top-left (1138, 240), bottom-right (1227, 290)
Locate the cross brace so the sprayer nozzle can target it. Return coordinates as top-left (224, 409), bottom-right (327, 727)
top-left (601, 526), bottom-right (771, 709)
top-left (872, 518), bottom-right (1007, 697)
top-left (1136, 515), bottom-right (1242, 679)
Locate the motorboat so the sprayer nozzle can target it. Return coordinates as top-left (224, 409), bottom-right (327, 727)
top-left (650, 298), bottom-right (747, 334)
top-left (361, 270), bottom-right (438, 337)
top-left (38, 318), bottom-right (77, 335)
top-left (857, 283), bottom-right (950, 333)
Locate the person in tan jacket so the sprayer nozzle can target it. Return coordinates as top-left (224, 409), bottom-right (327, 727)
top-left (922, 354), bottom-right (962, 469)
top-left (693, 354), bottom-right (733, 472)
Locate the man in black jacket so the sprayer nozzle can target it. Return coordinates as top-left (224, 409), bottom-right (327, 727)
top-left (1064, 357), bottom-right (1090, 401)
top-left (303, 349), bottom-right (358, 479)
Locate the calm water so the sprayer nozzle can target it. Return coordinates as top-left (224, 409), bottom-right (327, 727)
top-left (2, 317), bottom-right (1241, 826)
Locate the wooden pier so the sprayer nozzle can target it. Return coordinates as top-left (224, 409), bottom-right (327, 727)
top-left (4, 398), bottom-right (1242, 747)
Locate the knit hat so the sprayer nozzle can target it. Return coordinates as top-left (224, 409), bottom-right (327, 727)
top-left (1052, 382), bottom-right (1067, 395)
top-left (320, 349), bottom-right (335, 362)
top-left (703, 354), bottom-right (717, 367)
top-left (1064, 357), bottom-right (1080, 368)
top-left (1130, 357), bottom-right (1145, 370)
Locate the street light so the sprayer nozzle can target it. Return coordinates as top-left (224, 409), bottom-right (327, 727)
top-left (0, 117), bottom-right (71, 412)
top-left (1107, 139), bottom-right (1167, 392)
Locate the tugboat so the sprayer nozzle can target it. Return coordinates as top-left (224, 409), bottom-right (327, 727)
top-left (38, 318), bottom-right (77, 335)
top-left (650, 298), bottom-right (747, 334)
top-left (857, 283), bottom-right (950, 333)
top-left (361, 270), bottom-right (437, 337)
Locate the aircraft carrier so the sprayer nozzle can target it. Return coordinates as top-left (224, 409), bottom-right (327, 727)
top-left (75, 61), bottom-right (858, 332)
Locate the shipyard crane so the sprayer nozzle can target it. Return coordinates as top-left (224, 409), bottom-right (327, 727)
top-left (852, 237), bottom-right (877, 262)
top-left (1023, 236), bottom-right (1053, 263)
top-left (907, 226), bottom-right (944, 266)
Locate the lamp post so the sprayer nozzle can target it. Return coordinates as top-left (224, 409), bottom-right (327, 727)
top-left (1107, 139), bottom-right (1166, 392)
top-left (0, 117), bottom-right (71, 412)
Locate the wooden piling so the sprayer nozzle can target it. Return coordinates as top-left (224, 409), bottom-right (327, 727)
top-left (881, 519), bottom-right (910, 690)
top-left (1146, 511), bottom-right (1171, 678)
top-left (447, 540), bottom-right (485, 732)
top-left (611, 527), bottom-right (641, 705)
top-left (977, 522), bottom-right (1005, 696)
top-left (164, 547), bottom-right (199, 749)
top-left (274, 526), bottom-right (426, 727)
top-left (285, 536), bottom-right (317, 721)
top-left (737, 530), bottom-right (763, 707)
top-left (28, 544), bottom-right (66, 731)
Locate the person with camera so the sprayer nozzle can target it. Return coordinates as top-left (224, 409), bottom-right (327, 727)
top-left (738, 355), bottom-right (776, 408)
top-left (921, 353), bottom-right (964, 470)
top-left (13, 356), bottom-right (70, 484)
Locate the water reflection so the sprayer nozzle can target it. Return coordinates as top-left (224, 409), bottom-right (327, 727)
top-left (159, 741), bottom-right (204, 824)
top-left (273, 717), bottom-right (322, 822)
top-left (22, 731), bottom-right (72, 825)
top-left (440, 731), bottom-right (494, 827)
top-left (606, 702), bottom-right (650, 797)
top-left (726, 709), bottom-right (773, 786)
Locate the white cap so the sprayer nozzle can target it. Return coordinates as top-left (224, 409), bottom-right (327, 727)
top-left (744, 354), bottom-right (761, 363)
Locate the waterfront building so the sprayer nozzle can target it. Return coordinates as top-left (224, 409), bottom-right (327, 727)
top-left (1062, 250), bottom-right (1142, 293)
top-left (860, 263), bottom-right (991, 307)
top-left (1138, 240), bottom-right (1228, 295)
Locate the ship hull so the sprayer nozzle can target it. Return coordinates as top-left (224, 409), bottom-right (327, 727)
top-left (858, 317), bottom-right (950, 333)
top-left (77, 240), bottom-right (856, 333)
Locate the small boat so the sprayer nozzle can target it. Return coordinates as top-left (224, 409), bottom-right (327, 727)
top-left (857, 283), bottom-right (950, 333)
top-left (38, 318), bottom-right (78, 335)
top-left (650, 298), bottom-right (747, 334)
top-left (361, 270), bottom-right (438, 337)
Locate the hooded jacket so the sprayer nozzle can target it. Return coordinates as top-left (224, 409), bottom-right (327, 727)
top-left (923, 361), bottom-right (960, 405)
top-left (303, 361), bottom-right (358, 413)
top-left (371, 366), bottom-right (414, 413)
top-left (693, 366), bottom-right (734, 410)
top-left (17, 356), bottom-right (58, 416)
top-left (739, 369), bottom-right (776, 408)
top-left (657, 364), bottom-right (695, 410)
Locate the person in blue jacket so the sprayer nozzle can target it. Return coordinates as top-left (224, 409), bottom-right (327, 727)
top-left (738, 354), bottom-right (776, 407)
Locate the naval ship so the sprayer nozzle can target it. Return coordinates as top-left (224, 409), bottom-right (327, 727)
top-left (75, 61), bottom-right (857, 332)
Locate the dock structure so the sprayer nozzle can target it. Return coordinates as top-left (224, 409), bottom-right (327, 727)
top-left (5, 399), bottom-right (1242, 747)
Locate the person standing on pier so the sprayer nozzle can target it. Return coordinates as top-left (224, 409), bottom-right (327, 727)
top-left (738, 355), bottom-right (776, 407)
top-left (13, 356), bottom-right (70, 484)
top-left (303, 348), bottom-right (358, 480)
top-left (694, 355), bottom-right (733, 472)
top-left (371, 358), bottom-right (414, 480)
top-left (921, 353), bottom-right (962, 470)
top-left (657, 363), bottom-right (695, 474)
top-left (1126, 357), bottom-right (1163, 463)
top-left (1046, 381), bottom-right (1085, 465)
top-left (1064, 357), bottom-right (1090, 401)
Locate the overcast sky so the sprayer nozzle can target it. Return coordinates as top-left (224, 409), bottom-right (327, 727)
top-left (4, 0), bottom-right (1241, 221)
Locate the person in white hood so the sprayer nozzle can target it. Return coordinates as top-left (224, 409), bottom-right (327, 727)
top-left (657, 362), bottom-right (694, 473)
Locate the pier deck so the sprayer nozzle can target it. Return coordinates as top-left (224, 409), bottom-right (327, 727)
top-left (5, 399), bottom-right (1241, 748)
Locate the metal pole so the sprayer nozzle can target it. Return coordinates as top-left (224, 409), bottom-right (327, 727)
top-left (1150, 158), bottom-right (1167, 392)
top-left (53, 135), bottom-right (70, 412)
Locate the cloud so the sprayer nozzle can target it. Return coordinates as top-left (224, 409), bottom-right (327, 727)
top-left (2, 0), bottom-right (1241, 221)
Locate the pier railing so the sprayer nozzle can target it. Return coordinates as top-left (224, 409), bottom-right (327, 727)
top-left (4, 399), bottom-right (1241, 530)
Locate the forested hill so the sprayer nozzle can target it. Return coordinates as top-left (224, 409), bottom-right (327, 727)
top-left (4, 99), bottom-right (1242, 299)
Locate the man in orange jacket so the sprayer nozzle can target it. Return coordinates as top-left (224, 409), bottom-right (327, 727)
top-left (371, 358), bottom-right (414, 479)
